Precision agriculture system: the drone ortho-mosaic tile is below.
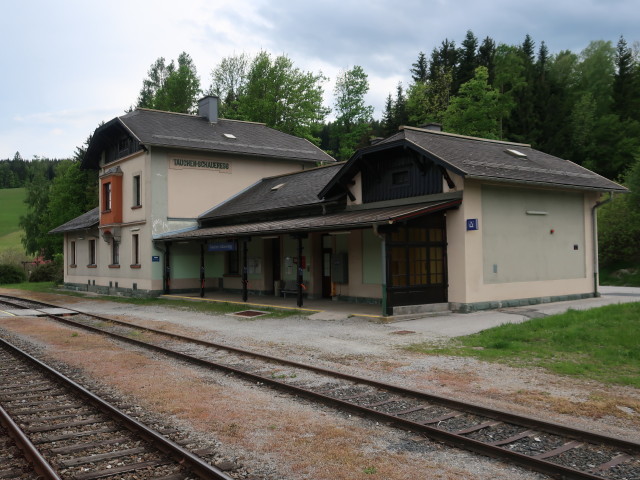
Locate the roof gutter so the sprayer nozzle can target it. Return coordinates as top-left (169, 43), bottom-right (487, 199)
top-left (591, 192), bottom-right (614, 298)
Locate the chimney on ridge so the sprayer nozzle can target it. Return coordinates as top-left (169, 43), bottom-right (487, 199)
top-left (198, 95), bottom-right (219, 123)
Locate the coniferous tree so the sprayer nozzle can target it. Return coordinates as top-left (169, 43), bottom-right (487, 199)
top-left (457, 30), bottom-right (479, 88)
top-left (411, 52), bottom-right (429, 83)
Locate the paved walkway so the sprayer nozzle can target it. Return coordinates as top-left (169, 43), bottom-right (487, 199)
top-left (164, 286), bottom-right (640, 338)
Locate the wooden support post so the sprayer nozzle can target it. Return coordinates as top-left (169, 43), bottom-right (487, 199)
top-left (296, 236), bottom-right (303, 308)
top-left (200, 243), bottom-right (205, 298)
top-left (164, 242), bottom-right (171, 294)
top-left (242, 239), bottom-right (248, 302)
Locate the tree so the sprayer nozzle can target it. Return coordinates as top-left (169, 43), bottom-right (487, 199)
top-left (429, 39), bottom-right (459, 89)
top-left (234, 51), bottom-right (329, 143)
top-left (478, 36), bottom-right (496, 84)
top-left (406, 66), bottom-right (452, 126)
top-left (493, 44), bottom-right (526, 138)
top-left (613, 36), bottom-right (639, 121)
top-left (443, 66), bottom-right (501, 139)
top-left (208, 52), bottom-right (250, 118)
top-left (575, 40), bottom-right (616, 117)
top-left (20, 162), bottom-right (52, 257)
top-left (411, 52), bottom-right (428, 83)
top-left (136, 52), bottom-right (201, 114)
top-left (332, 66), bottom-right (374, 159)
top-left (457, 30), bottom-right (479, 87)
top-left (598, 155), bottom-right (640, 266)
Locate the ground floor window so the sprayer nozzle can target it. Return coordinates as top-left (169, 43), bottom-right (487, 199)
top-left (111, 240), bottom-right (120, 265)
top-left (88, 239), bottom-right (96, 266)
top-left (70, 241), bottom-right (76, 266)
top-left (132, 234), bottom-right (140, 265)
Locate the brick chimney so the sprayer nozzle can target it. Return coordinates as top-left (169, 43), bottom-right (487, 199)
top-left (198, 95), bottom-right (219, 123)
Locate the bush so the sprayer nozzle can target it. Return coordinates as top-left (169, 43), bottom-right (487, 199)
top-left (29, 262), bottom-right (63, 283)
top-left (0, 264), bottom-right (27, 284)
top-left (0, 248), bottom-right (29, 267)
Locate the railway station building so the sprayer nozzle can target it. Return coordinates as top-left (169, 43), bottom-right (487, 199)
top-left (51, 97), bottom-right (626, 315)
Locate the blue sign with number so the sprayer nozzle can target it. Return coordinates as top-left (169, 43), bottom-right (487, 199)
top-left (466, 218), bottom-right (479, 231)
top-left (152, 255), bottom-right (160, 262)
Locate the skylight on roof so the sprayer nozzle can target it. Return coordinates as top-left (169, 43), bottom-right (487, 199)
top-left (271, 183), bottom-right (286, 191)
top-left (223, 133), bottom-right (236, 139)
top-left (505, 149), bottom-right (527, 159)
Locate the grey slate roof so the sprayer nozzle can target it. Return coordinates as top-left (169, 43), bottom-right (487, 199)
top-left (321, 126), bottom-right (626, 197)
top-left (162, 198), bottom-right (462, 240)
top-left (84, 109), bottom-right (335, 168)
top-left (49, 207), bottom-right (99, 234)
top-left (199, 163), bottom-right (344, 221)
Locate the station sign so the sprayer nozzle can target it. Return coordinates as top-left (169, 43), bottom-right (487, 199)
top-left (207, 241), bottom-right (237, 252)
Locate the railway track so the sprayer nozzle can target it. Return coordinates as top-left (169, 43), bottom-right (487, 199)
top-left (2, 294), bottom-right (639, 480)
top-left (0, 331), bottom-right (233, 480)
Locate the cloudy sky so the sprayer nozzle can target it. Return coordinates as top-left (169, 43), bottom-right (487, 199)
top-left (1, 0), bottom-right (637, 160)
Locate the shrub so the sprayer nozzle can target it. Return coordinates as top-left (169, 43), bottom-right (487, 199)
top-left (29, 262), bottom-right (63, 283)
top-left (0, 264), bottom-right (27, 284)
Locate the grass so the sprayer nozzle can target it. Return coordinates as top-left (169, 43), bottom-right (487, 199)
top-left (0, 282), bottom-right (306, 318)
top-left (407, 302), bottom-right (640, 388)
top-left (599, 262), bottom-right (640, 287)
top-left (0, 188), bottom-right (27, 251)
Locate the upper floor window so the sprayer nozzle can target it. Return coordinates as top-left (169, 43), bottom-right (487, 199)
top-left (133, 175), bottom-right (142, 207)
top-left (118, 138), bottom-right (130, 156)
top-left (103, 182), bottom-right (112, 211)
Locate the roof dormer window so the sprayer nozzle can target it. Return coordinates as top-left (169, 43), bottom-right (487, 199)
top-left (223, 133), bottom-right (236, 139)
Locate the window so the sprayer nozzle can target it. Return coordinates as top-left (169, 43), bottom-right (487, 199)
top-left (132, 234), bottom-right (140, 265)
top-left (111, 240), bottom-right (120, 265)
top-left (103, 182), bottom-right (112, 211)
top-left (88, 239), bottom-right (96, 265)
top-left (392, 170), bottom-right (409, 186)
top-left (133, 175), bottom-right (141, 207)
top-left (70, 241), bottom-right (76, 266)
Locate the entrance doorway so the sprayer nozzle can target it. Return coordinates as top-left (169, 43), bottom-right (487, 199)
top-left (322, 248), bottom-right (332, 298)
top-left (385, 213), bottom-right (447, 309)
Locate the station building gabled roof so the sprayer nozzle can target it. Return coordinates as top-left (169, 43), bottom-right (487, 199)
top-left (320, 126), bottom-right (627, 199)
top-left (83, 108), bottom-right (335, 169)
top-left (199, 162), bottom-right (345, 222)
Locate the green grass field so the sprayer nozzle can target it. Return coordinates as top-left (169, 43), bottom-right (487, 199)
top-left (407, 302), bottom-right (640, 387)
top-left (0, 188), bottom-right (27, 252)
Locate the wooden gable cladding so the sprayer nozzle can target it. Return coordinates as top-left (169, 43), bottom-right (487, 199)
top-left (361, 148), bottom-right (443, 203)
top-left (105, 132), bottom-right (141, 164)
top-left (99, 168), bottom-right (123, 226)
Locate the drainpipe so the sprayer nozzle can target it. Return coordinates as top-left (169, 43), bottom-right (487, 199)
top-left (592, 192), bottom-right (613, 297)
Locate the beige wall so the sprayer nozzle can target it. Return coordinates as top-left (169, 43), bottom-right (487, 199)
top-left (165, 151), bottom-right (307, 219)
top-left (447, 180), bottom-right (598, 304)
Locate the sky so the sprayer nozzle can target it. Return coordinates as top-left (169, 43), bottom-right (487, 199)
top-left (1, 0), bottom-right (638, 160)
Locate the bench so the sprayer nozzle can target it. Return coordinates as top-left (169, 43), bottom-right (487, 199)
top-left (281, 280), bottom-right (299, 298)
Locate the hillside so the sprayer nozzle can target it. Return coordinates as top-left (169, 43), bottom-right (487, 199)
top-left (0, 187), bottom-right (27, 252)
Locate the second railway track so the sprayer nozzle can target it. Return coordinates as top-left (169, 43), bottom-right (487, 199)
top-left (1, 293), bottom-right (639, 480)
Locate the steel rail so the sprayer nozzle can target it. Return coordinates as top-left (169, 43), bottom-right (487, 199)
top-left (0, 403), bottom-right (62, 480)
top-left (0, 336), bottom-right (233, 480)
top-left (2, 294), bottom-right (639, 479)
top-left (6, 294), bottom-right (637, 453)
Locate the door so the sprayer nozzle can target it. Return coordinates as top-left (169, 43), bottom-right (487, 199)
top-left (386, 213), bottom-right (447, 308)
top-left (322, 248), bottom-right (332, 298)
